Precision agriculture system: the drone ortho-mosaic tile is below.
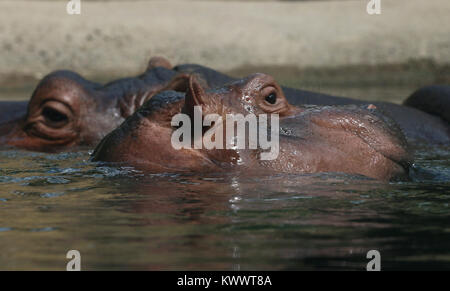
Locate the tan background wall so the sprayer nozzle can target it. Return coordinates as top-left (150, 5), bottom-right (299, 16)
top-left (0, 0), bottom-right (449, 84)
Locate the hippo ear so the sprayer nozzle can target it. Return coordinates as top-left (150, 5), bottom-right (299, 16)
top-left (185, 75), bottom-right (208, 109)
top-left (147, 56), bottom-right (173, 70)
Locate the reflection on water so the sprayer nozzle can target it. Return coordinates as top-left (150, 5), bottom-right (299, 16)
top-left (0, 144), bottom-right (449, 270)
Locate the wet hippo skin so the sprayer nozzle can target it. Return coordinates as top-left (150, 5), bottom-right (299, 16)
top-left (174, 64), bottom-right (450, 144)
top-left (92, 73), bottom-right (411, 181)
top-left (0, 59), bottom-right (179, 152)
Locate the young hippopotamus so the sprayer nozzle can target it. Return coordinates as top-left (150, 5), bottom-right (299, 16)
top-left (91, 73), bottom-right (411, 181)
top-left (0, 57), bottom-right (178, 152)
top-left (174, 64), bottom-right (450, 144)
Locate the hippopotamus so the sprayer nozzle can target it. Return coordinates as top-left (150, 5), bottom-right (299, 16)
top-left (92, 73), bottom-right (411, 181)
top-left (0, 57), bottom-right (179, 152)
top-left (172, 63), bottom-right (450, 145)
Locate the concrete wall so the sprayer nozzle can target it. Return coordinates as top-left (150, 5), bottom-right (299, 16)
top-left (0, 0), bottom-right (449, 84)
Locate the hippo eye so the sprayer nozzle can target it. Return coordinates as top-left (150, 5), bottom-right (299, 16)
top-left (42, 107), bottom-right (68, 126)
top-left (265, 93), bottom-right (277, 105)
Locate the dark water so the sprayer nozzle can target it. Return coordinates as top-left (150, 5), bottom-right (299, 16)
top-left (0, 144), bottom-right (448, 271)
top-left (0, 84), bottom-right (449, 270)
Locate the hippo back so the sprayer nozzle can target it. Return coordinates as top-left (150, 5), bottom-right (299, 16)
top-left (403, 85), bottom-right (450, 124)
top-left (0, 101), bottom-right (27, 124)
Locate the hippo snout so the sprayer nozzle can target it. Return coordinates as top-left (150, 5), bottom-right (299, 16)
top-left (306, 105), bottom-right (412, 177)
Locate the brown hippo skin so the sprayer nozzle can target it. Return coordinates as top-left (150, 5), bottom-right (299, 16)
top-left (0, 59), bottom-right (178, 152)
top-left (92, 74), bottom-right (411, 181)
top-left (174, 64), bottom-right (450, 144)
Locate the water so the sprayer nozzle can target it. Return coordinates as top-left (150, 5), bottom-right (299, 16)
top-left (0, 84), bottom-right (449, 270)
top-left (0, 144), bottom-right (448, 270)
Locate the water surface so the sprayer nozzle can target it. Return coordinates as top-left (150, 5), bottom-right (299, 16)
top-left (0, 144), bottom-right (448, 270)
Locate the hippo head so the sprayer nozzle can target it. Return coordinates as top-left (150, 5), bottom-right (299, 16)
top-left (180, 72), bottom-right (299, 118)
top-left (0, 68), bottom-right (177, 152)
top-left (0, 71), bottom-right (115, 151)
top-left (92, 73), bottom-right (411, 181)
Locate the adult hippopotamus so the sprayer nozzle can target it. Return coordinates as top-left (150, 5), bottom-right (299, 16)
top-left (173, 63), bottom-right (450, 144)
top-left (0, 57), bottom-right (179, 152)
top-left (92, 73), bottom-right (411, 181)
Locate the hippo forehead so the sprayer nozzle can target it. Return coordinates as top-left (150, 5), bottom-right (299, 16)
top-left (230, 73), bottom-right (274, 91)
top-left (41, 70), bottom-right (99, 88)
top-left (34, 72), bottom-right (94, 102)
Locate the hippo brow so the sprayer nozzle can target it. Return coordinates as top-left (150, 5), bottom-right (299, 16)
top-left (43, 70), bottom-right (102, 89)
